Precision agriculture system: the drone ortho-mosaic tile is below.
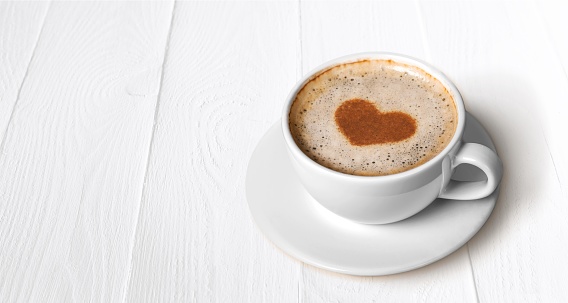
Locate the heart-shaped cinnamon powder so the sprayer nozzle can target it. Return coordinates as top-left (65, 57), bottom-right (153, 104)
top-left (335, 99), bottom-right (417, 146)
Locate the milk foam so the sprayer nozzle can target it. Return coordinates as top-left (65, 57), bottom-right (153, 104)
top-left (289, 59), bottom-right (457, 176)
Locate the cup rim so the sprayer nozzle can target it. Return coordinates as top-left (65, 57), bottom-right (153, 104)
top-left (281, 52), bottom-right (466, 182)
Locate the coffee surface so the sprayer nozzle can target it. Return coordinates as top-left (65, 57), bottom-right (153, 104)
top-left (289, 59), bottom-right (457, 176)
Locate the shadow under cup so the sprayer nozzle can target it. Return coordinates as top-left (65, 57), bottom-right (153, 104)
top-left (281, 52), bottom-right (503, 224)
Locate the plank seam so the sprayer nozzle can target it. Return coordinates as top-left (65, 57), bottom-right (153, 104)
top-left (0, 1), bottom-right (51, 159)
top-left (532, 0), bottom-right (568, 89)
top-left (542, 130), bottom-right (563, 195)
top-left (297, 0), bottom-right (303, 78)
top-left (297, 2), bottom-right (304, 302)
top-left (122, 2), bottom-right (177, 302)
top-left (531, 0), bottom-right (567, 197)
top-left (413, 0), bottom-right (431, 61)
top-left (467, 244), bottom-right (481, 303)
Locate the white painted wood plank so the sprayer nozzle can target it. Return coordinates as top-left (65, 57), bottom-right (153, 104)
top-left (0, 2), bottom-right (173, 302)
top-left (420, 1), bottom-right (568, 301)
top-left (125, 2), bottom-right (300, 302)
top-left (300, 2), bottom-right (477, 302)
top-left (301, 0), bottom-right (430, 72)
top-left (0, 2), bottom-right (48, 145)
top-left (537, 0), bottom-right (568, 201)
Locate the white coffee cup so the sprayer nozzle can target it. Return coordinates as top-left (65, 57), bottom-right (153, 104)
top-left (281, 52), bottom-right (503, 224)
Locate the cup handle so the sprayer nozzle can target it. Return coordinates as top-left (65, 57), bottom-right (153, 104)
top-left (439, 143), bottom-right (503, 200)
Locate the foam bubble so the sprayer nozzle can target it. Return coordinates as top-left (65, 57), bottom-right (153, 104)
top-left (289, 59), bottom-right (457, 176)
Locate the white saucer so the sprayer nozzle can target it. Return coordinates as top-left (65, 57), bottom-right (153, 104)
top-left (246, 112), bottom-right (500, 276)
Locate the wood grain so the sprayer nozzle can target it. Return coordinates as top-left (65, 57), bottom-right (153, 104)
top-left (0, 2), bottom-right (173, 301)
top-left (0, 2), bottom-right (48, 149)
top-left (420, 1), bottom-right (568, 301)
top-left (125, 2), bottom-right (301, 302)
top-left (300, 1), bottom-right (477, 302)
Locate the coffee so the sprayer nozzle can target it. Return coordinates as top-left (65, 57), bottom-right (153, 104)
top-left (288, 59), bottom-right (457, 176)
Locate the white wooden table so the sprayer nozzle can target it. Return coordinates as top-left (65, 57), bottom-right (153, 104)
top-left (1, 1), bottom-right (567, 302)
